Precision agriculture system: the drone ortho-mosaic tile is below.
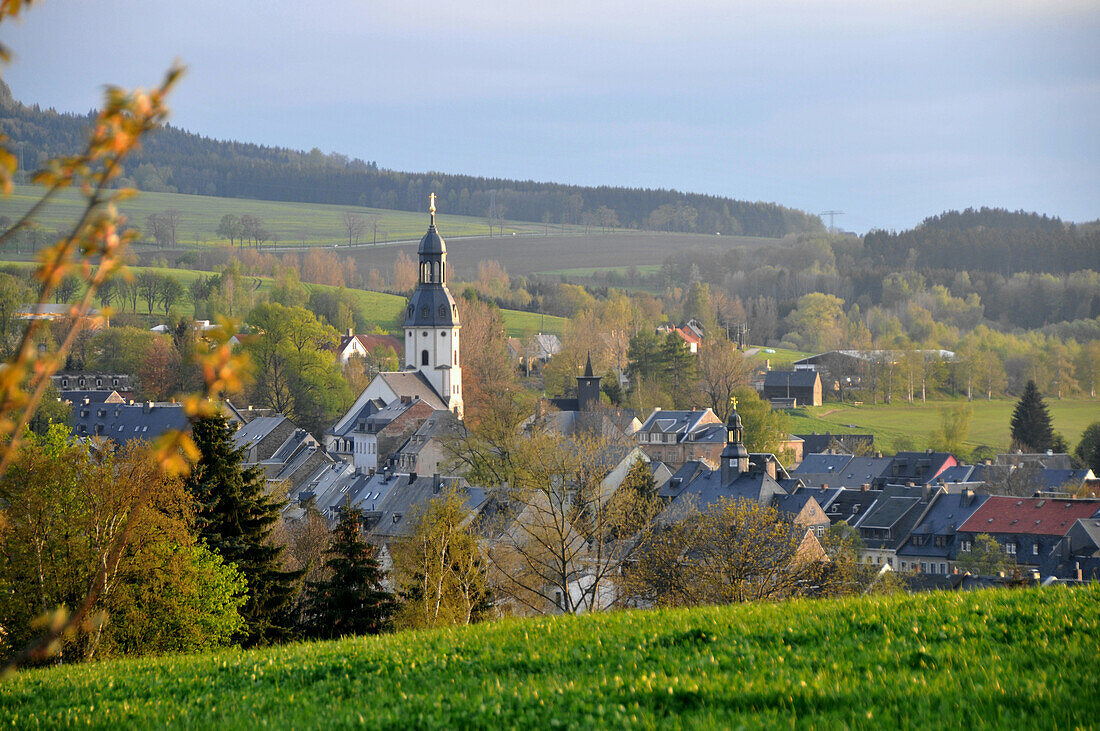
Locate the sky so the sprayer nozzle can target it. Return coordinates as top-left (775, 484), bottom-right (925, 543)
top-left (3, 0), bottom-right (1098, 233)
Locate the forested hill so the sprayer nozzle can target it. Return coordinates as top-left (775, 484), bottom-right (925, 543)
top-left (0, 84), bottom-right (821, 237)
top-left (863, 208), bottom-right (1099, 274)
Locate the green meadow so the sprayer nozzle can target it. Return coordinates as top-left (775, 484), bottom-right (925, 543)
top-left (785, 397), bottom-right (1098, 454)
top-left (0, 184), bottom-right (570, 248)
top-left (1, 585), bottom-right (1096, 728)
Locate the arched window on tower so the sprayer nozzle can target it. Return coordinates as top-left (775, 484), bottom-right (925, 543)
top-left (421, 349), bottom-right (429, 366)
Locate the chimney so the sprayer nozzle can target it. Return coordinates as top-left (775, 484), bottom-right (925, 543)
top-left (432, 473), bottom-right (441, 493)
top-left (861, 483), bottom-right (870, 491)
top-left (408, 472), bottom-right (417, 484)
top-left (143, 401), bottom-right (154, 413)
top-left (1078, 562), bottom-right (1083, 582)
top-left (347, 327), bottom-right (354, 338)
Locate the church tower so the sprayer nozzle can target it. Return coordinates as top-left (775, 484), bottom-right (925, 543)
top-left (404, 194), bottom-right (463, 418)
top-left (720, 403), bottom-right (749, 484)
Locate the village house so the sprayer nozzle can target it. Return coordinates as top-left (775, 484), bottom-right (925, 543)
top-left (761, 369), bottom-right (822, 407)
top-left (635, 408), bottom-right (724, 468)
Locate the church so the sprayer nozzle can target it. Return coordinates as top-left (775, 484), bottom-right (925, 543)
top-left (325, 195), bottom-right (463, 471)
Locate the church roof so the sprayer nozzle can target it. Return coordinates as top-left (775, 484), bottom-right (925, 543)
top-left (418, 224), bottom-right (446, 255)
top-left (405, 285), bottom-right (459, 328)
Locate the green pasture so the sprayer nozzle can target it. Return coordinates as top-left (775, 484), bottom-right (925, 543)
top-left (786, 397), bottom-right (1098, 454)
top-left (747, 345), bottom-right (813, 369)
top-left (2, 585), bottom-right (1096, 727)
top-left (0, 184), bottom-right (575, 248)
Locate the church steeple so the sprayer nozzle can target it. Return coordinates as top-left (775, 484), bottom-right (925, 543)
top-left (577, 352), bottom-right (601, 413)
top-left (403, 194), bottom-right (463, 418)
top-left (720, 400), bottom-right (749, 484)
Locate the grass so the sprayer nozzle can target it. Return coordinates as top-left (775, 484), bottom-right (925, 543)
top-left (0, 184), bottom-right (573, 248)
top-left (785, 397), bottom-right (1099, 454)
top-left (1, 585), bottom-right (1096, 727)
top-left (0, 262), bottom-right (565, 338)
top-left (536, 264), bottom-right (663, 277)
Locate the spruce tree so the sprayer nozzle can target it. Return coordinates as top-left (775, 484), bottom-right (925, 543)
top-left (1009, 380), bottom-right (1054, 453)
top-left (302, 502), bottom-right (395, 639)
top-left (184, 414), bottom-right (301, 646)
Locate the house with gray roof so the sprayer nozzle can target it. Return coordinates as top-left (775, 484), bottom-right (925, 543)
top-left (636, 408), bottom-right (724, 468)
top-left (855, 485), bottom-right (943, 569)
top-left (895, 488), bottom-right (990, 575)
top-left (762, 369), bottom-right (821, 407)
top-left (71, 400), bottom-right (188, 446)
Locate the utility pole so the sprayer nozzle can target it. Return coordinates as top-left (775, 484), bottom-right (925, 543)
top-left (819, 210), bottom-right (844, 233)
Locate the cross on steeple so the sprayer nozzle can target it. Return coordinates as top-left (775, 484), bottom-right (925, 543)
top-left (429, 192), bottom-right (437, 224)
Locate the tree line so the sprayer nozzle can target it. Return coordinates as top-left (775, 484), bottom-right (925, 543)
top-left (0, 86), bottom-right (822, 237)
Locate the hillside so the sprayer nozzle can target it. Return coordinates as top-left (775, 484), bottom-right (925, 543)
top-left (0, 263), bottom-right (566, 339)
top-left (863, 207), bottom-right (1099, 275)
top-left (2, 585), bottom-right (1096, 727)
top-left (0, 83), bottom-right (822, 237)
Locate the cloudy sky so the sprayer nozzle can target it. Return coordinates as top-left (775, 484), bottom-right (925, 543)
top-left (4, 0), bottom-right (1098, 232)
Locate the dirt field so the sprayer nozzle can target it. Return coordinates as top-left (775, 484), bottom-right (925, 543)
top-left (343, 231), bottom-right (783, 279)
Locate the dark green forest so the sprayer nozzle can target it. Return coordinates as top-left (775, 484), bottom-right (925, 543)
top-left (0, 83), bottom-right (821, 238)
top-left (863, 208), bottom-right (1099, 275)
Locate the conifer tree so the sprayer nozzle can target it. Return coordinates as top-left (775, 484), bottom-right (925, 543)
top-left (1009, 380), bottom-right (1054, 453)
top-left (302, 502), bottom-right (395, 639)
top-left (184, 414), bottom-right (301, 646)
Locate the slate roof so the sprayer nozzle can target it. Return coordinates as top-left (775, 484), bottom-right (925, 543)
top-left (1041, 469), bottom-right (1093, 491)
top-left (885, 452), bottom-right (957, 485)
top-left (791, 454), bottom-right (891, 489)
top-left (763, 370), bottom-right (819, 389)
top-left (70, 402), bottom-right (188, 445)
top-left (818, 487), bottom-right (882, 526)
top-left (857, 485), bottom-right (940, 550)
top-left (232, 415), bottom-right (288, 450)
top-left (958, 497), bottom-right (1100, 536)
top-left (60, 390), bottom-right (124, 405)
top-left (657, 462), bottom-right (791, 523)
top-left (367, 474), bottom-right (488, 539)
top-left (376, 371), bottom-right (448, 411)
top-left (638, 409), bottom-right (718, 439)
top-left (896, 490), bottom-right (991, 560)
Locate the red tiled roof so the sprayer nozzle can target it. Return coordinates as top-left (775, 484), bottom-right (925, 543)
top-left (674, 327), bottom-right (702, 346)
top-left (958, 496), bottom-right (1100, 536)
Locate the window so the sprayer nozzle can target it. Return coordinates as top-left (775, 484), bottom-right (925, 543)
top-left (421, 307), bottom-right (429, 318)
top-left (439, 305), bottom-right (447, 318)
top-left (421, 350), bottom-right (429, 366)
top-left (1006, 542), bottom-right (1017, 555)
top-left (920, 562), bottom-right (928, 573)
top-left (939, 563), bottom-right (947, 574)
top-left (1032, 541), bottom-right (1040, 556)
top-left (960, 539), bottom-right (971, 552)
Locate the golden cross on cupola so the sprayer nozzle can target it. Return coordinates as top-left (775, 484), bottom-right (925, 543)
top-left (429, 192), bottom-right (437, 224)
top-left (729, 395), bottom-right (738, 411)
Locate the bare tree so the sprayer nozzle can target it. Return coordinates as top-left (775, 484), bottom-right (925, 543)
top-left (695, 339), bottom-right (751, 420)
top-left (340, 211), bottom-right (366, 246)
top-left (483, 431), bottom-right (659, 615)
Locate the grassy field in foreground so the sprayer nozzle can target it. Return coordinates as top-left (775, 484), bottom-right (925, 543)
top-left (786, 397), bottom-right (1098, 454)
top-left (0, 184), bottom-right (571, 248)
top-left (2, 585), bottom-right (1097, 727)
top-left (0, 262), bottom-right (565, 338)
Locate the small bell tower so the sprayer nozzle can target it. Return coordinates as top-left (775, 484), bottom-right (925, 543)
top-left (720, 399), bottom-right (749, 484)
